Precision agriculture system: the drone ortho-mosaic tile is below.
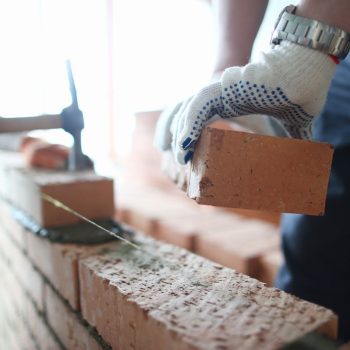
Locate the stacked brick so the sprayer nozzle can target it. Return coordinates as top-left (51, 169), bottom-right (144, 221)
top-left (0, 201), bottom-right (108, 350)
top-left (0, 197), bottom-right (339, 349)
top-left (115, 183), bottom-right (283, 285)
top-left (0, 145), bottom-right (340, 349)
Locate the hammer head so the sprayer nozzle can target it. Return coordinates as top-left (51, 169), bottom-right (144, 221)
top-left (61, 105), bottom-right (93, 171)
top-left (61, 61), bottom-right (93, 171)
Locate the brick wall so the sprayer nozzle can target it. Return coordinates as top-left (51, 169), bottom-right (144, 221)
top-left (115, 182), bottom-right (283, 284)
top-left (0, 192), bottom-right (340, 349)
top-left (0, 115), bottom-right (340, 349)
top-left (0, 201), bottom-right (109, 350)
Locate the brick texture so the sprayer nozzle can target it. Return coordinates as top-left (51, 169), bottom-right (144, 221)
top-left (0, 200), bottom-right (28, 249)
top-left (225, 207), bottom-right (281, 225)
top-left (0, 223), bottom-right (45, 311)
top-left (26, 232), bottom-right (112, 310)
top-left (26, 288), bottom-right (63, 350)
top-left (0, 251), bottom-right (62, 350)
top-left (0, 153), bottom-right (114, 227)
top-left (116, 184), bottom-right (200, 239)
top-left (0, 149), bottom-right (341, 349)
top-left (195, 220), bottom-right (280, 276)
top-left (157, 210), bottom-right (244, 251)
top-left (0, 255), bottom-right (26, 350)
top-left (115, 182), bottom-right (282, 278)
top-left (165, 127), bottom-right (333, 215)
top-left (80, 233), bottom-right (337, 350)
top-left (45, 285), bottom-right (103, 350)
top-left (0, 197), bottom-right (106, 349)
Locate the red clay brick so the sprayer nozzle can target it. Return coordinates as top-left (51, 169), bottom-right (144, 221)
top-left (182, 127), bottom-right (333, 215)
top-left (26, 231), bottom-right (113, 310)
top-left (0, 200), bottom-right (28, 250)
top-left (225, 207), bottom-right (281, 226)
top-left (2, 165), bottom-right (114, 227)
top-left (0, 224), bottom-right (19, 266)
top-left (26, 232), bottom-right (80, 309)
top-left (0, 256), bottom-right (61, 350)
top-left (195, 220), bottom-right (280, 277)
top-left (156, 210), bottom-right (244, 251)
top-left (16, 320), bottom-right (38, 350)
top-left (0, 258), bottom-right (27, 349)
top-left (0, 154), bottom-right (114, 345)
top-left (116, 182), bottom-right (253, 252)
top-left (0, 230), bottom-right (60, 349)
top-left (155, 217), bottom-right (197, 250)
top-left (258, 250), bottom-right (284, 287)
top-left (79, 233), bottom-right (337, 350)
top-left (117, 186), bottom-right (200, 238)
top-left (25, 288), bottom-right (63, 350)
top-left (45, 285), bottom-right (102, 350)
top-left (121, 207), bottom-right (159, 237)
top-left (0, 224), bottom-right (45, 310)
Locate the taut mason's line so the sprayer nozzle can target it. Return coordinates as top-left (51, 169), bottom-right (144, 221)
top-left (40, 192), bottom-right (140, 250)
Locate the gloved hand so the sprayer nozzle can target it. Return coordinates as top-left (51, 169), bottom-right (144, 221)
top-left (155, 41), bottom-right (337, 164)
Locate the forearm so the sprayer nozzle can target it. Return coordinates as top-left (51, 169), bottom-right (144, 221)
top-left (212, 0), bottom-right (268, 73)
top-left (297, 0), bottom-right (350, 32)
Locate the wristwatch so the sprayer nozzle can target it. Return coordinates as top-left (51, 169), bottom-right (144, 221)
top-left (271, 5), bottom-right (350, 59)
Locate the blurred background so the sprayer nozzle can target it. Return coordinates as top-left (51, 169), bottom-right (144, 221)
top-left (0, 0), bottom-right (293, 162)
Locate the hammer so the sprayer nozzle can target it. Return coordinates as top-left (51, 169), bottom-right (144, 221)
top-left (0, 61), bottom-right (92, 171)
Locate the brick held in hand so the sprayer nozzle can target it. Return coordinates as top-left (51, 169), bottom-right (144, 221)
top-left (20, 136), bottom-right (69, 170)
top-left (187, 127), bottom-right (334, 215)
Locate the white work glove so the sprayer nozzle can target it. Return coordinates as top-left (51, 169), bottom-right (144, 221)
top-left (155, 41), bottom-right (337, 164)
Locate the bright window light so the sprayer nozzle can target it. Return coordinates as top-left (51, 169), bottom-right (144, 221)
top-left (111, 0), bottom-right (214, 155)
top-left (0, 0), bottom-right (214, 159)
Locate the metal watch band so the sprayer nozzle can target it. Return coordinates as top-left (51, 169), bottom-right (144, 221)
top-left (271, 5), bottom-right (350, 59)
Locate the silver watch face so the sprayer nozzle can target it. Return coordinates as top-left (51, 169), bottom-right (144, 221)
top-left (271, 7), bottom-right (350, 59)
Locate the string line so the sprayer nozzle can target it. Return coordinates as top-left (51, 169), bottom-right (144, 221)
top-left (40, 192), bottom-right (180, 270)
top-left (40, 192), bottom-right (140, 250)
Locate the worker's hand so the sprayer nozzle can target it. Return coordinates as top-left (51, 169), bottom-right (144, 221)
top-left (155, 42), bottom-right (337, 164)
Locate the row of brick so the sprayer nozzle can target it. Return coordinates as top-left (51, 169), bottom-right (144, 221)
top-left (0, 264), bottom-right (52, 350)
top-left (0, 224), bottom-right (63, 349)
top-left (115, 183), bottom-right (283, 285)
top-left (79, 232), bottom-right (337, 349)
top-left (0, 196), bottom-right (340, 349)
top-left (0, 201), bottom-right (110, 349)
top-left (0, 120), bottom-right (342, 349)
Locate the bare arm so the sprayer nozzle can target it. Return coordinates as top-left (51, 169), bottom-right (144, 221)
top-left (212, 0), bottom-right (269, 73)
top-left (297, 0), bottom-right (350, 32)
